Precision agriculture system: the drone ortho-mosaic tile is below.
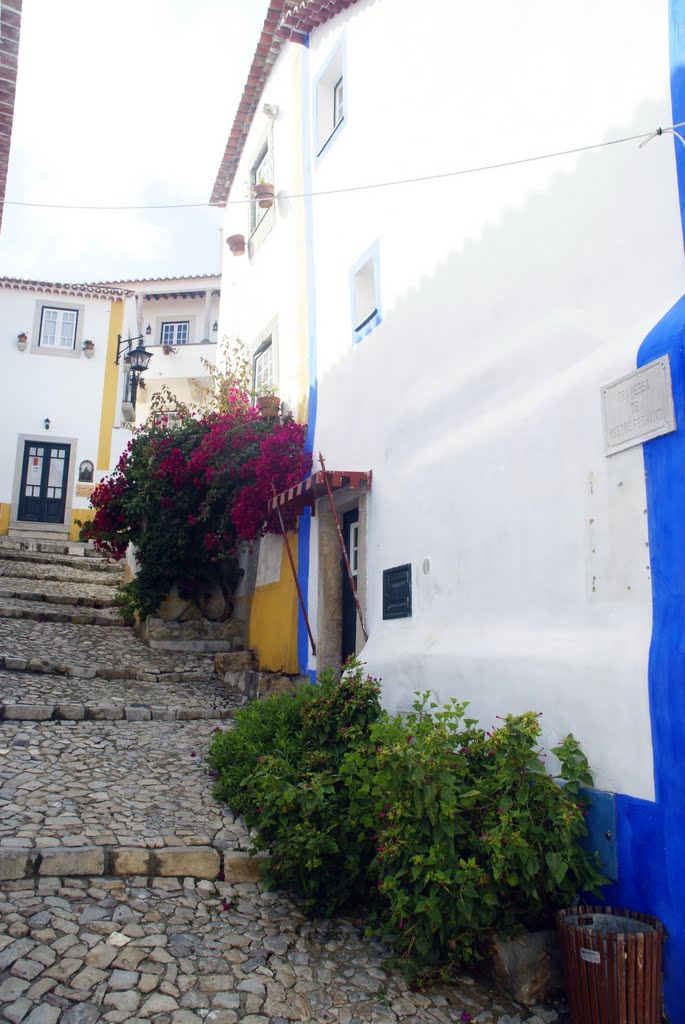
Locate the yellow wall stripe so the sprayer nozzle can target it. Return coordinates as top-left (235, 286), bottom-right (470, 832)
top-left (97, 300), bottom-right (124, 471)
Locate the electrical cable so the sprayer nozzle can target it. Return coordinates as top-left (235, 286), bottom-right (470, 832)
top-left (3, 120), bottom-right (685, 213)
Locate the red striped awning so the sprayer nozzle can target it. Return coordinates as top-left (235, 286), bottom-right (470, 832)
top-left (269, 469), bottom-right (372, 515)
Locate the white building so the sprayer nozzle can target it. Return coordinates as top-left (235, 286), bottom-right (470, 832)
top-left (0, 273), bottom-right (221, 540)
top-left (212, 0), bottom-right (685, 1013)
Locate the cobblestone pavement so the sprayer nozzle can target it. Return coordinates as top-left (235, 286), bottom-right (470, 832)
top-left (0, 721), bottom-right (249, 853)
top-left (0, 672), bottom-right (239, 720)
top-left (0, 542), bottom-right (565, 1023)
top-left (0, 620), bottom-right (216, 682)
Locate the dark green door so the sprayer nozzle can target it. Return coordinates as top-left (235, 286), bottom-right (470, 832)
top-left (18, 442), bottom-right (70, 524)
top-left (341, 508), bottom-right (359, 664)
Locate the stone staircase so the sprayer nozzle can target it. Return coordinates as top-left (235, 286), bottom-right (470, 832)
top-left (0, 538), bottom-right (261, 887)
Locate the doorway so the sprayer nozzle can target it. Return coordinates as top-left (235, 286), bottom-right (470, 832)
top-left (341, 507), bottom-right (360, 664)
top-left (17, 441), bottom-right (71, 524)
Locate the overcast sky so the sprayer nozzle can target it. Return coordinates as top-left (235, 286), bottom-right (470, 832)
top-left (0, 0), bottom-right (266, 283)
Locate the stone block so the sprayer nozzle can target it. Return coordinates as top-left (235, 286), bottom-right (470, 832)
top-left (124, 706), bottom-right (152, 721)
top-left (111, 847), bottom-right (152, 876)
top-left (154, 847), bottom-right (220, 880)
top-left (4, 704), bottom-right (53, 721)
top-left (54, 704), bottom-right (85, 721)
top-left (0, 849), bottom-right (30, 881)
top-left (490, 929), bottom-right (563, 1006)
top-left (223, 851), bottom-right (268, 884)
top-left (84, 706), bottom-right (123, 721)
top-left (214, 651), bottom-right (256, 675)
top-left (39, 846), bottom-right (105, 877)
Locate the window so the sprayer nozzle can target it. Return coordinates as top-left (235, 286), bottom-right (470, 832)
top-left (39, 307), bottom-right (78, 350)
top-left (78, 460), bottom-right (94, 483)
top-left (253, 338), bottom-right (273, 394)
top-left (383, 564), bottom-right (412, 620)
top-left (161, 322), bottom-right (189, 346)
top-left (350, 242), bottom-right (382, 344)
top-left (315, 39), bottom-right (345, 155)
top-left (250, 143), bottom-right (272, 234)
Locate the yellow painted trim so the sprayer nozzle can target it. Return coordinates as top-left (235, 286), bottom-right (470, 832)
top-left (69, 508), bottom-right (94, 542)
top-left (97, 299), bottom-right (124, 471)
top-left (0, 503), bottom-right (10, 535)
top-left (248, 533), bottom-right (300, 674)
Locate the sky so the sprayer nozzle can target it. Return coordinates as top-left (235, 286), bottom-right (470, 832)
top-left (0, 0), bottom-right (266, 283)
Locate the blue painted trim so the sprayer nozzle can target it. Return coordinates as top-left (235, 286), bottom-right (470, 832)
top-left (670, 0), bottom-right (685, 250)
top-left (297, 42), bottom-right (319, 676)
top-left (350, 240), bottom-right (382, 346)
top-left (599, 294), bottom-right (685, 1021)
top-left (313, 31), bottom-right (347, 162)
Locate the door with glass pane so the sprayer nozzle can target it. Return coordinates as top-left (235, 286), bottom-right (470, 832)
top-left (18, 442), bottom-right (70, 524)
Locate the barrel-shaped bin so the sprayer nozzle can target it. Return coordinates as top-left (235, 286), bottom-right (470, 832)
top-left (557, 906), bottom-right (664, 1024)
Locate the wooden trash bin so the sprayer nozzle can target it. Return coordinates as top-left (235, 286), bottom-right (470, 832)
top-left (557, 906), bottom-right (664, 1023)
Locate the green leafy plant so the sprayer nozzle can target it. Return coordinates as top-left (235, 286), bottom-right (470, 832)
top-left (210, 673), bottom-right (606, 982)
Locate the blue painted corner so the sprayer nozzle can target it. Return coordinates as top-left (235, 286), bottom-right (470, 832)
top-left (601, 294), bottom-right (685, 1021)
top-left (297, 40), bottom-right (318, 675)
top-left (670, 0), bottom-right (685, 250)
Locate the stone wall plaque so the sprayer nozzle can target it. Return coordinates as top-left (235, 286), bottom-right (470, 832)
top-left (601, 355), bottom-right (676, 455)
top-left (75, 483), bottom-right (95, 498)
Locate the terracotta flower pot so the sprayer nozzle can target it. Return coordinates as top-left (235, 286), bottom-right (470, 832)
top-left (257, 394), bottom-right (281, 418)
top-left (17, 334), bottom-right (28, 351)
top-left (253, 182), bottom-right (275, 209)
top-left (226, 233), bottom-right (246, 256)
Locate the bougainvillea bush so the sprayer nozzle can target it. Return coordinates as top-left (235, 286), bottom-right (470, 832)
top-left (82, 379), bottom-right (310, 620)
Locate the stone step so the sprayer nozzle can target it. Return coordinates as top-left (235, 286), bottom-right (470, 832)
top-left (0, 670), bottom-right (242, 717)
top-left (0, 597), bottom-right (124, 627)
top-left (0, 846), bottom-right (266, 883)
top-left (0, 557), bottom-right (123, 587)
top-left (0, 618), bottom-right (218, 682)
top-left (0, 720), bottom-right (242, 857)
top-left (0, 702), bottom-right (236, 723)
top-left (146, 639), bottom-right (245, 653)
top-left (0, 580), bottom-right (120, 608)
top-left (0, 537), bottom-right (108, 559)
top-left (0, 547), bottom-right (120, 574)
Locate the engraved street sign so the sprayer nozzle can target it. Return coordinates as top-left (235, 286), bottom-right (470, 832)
top-left (601, 355), bottom-right (676, 455)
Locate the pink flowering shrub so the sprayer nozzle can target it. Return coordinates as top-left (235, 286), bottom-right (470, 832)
top-left (82, 389), bottom-right (310, 620)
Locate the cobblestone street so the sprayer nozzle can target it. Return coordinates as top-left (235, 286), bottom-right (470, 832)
top-left (0, 540), bottom-right (564, 1024)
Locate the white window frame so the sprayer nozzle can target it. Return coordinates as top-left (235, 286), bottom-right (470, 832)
top-left (253, 338), bottom-right (274, 395)
top-left (350, 241), bottom-right (382, 344)
top-left (250, 143), bottom-right (272, 234)
top-left (315, 36), bottom-right (346, 157)
top-left (161, 321), bottom-right (190, 346)
top-left (39, 307), bottom-right (78, 350)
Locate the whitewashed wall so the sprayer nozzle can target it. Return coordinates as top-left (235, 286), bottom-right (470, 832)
top-left (303, 0), bottom-right (685, 801)
top-left (0, 287), bottom-right (120, 514)
top-left (219, 45), bottom-right (310, 420)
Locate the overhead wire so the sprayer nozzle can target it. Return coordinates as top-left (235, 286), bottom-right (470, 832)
top-left (3, 120), bottom-right (685, 213)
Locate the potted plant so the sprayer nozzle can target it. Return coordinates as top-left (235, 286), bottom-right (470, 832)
top-left (162, 344), bottom-right (176, 355)
top-left (226, 233), bottom-right (246, 256)
top-left (83, 339), bottom-right (95, 358)
top-left (253, 180), bottom-right (275, 209)
top-left (256, 383), bottom-right (281, 418)
top-left (17, 332), bottom-right (28, 351)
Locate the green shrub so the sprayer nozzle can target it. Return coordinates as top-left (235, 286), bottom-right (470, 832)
top-left (343, 694), bottom-right (605, 978)
top-left (210, 674), bottom-right (605, 982)
top-left (208, 660), bottom-right (383, 914)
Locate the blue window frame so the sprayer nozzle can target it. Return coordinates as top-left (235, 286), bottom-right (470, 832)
top-left (350, 241), bottom-right (382, 345)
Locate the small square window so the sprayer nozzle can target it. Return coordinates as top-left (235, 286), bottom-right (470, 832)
top-left (383, 564), bottom-right (412, 620)
top-left (39, 307), bottom-right (78, 350)
top-left (350, 242), bottom-right (382, 343)
top-left (161, 322), bottom-right (189, 345)
top-left (315, 41), bottom-right (345, 156)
